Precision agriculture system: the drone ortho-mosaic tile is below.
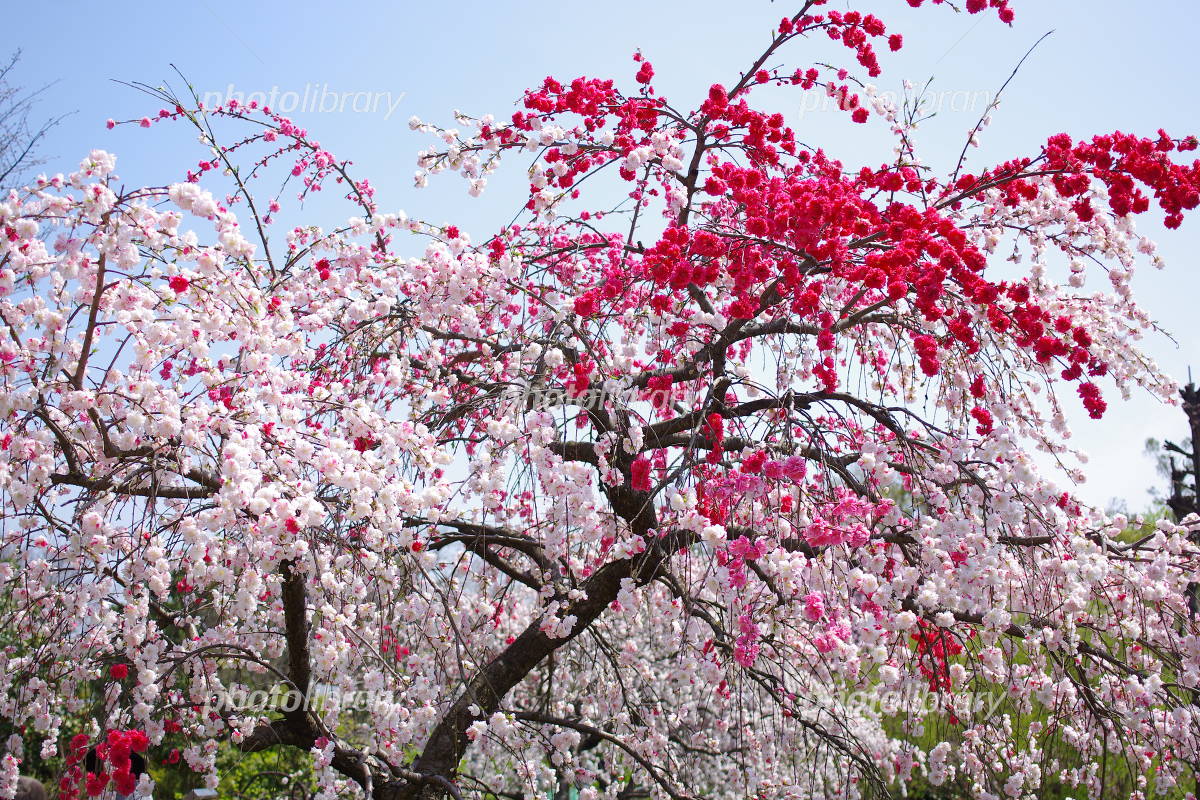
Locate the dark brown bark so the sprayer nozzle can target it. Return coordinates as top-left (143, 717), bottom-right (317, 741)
top-left (397, 483), bottom-right (672, 798)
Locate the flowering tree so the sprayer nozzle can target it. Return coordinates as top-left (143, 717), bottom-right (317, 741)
top-left (3, 2), bottom-right (1200, 798)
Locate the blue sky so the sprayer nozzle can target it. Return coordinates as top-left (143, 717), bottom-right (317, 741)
top-left (7, 1), bottom-right (1199, 509)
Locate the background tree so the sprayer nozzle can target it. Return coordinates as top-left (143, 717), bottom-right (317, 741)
top-left (1147, 379), bottom-right (1200, 625)
top-left (2, 2), bottom-right (1200, 800)
top-left (0, 51), bottom-right (61, 194)
top-left (1153, 381), bottom-right (1200, 521)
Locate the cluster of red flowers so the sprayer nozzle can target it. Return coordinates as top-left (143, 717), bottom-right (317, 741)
top-left (468, 13), bottom-right (1200, 432)
top-left (958, 130), bottom-right (1200, 230)
top-left (640, 141), bottom-right (1120, 408)
top-left (1077, 381), bottom-right (1107, 420)
top-left (911, 621), bottom-right (964, 692)
top-left (1045, 131), bottom-right (1200, 229)
top-left (701, 413), bottom-right (725, 465)
top-left (699, 84), bottom-right (800, 162)
top-left (353, 436), bottom-right (379, 452)
top-left (630, 456), bottom-right (653, 492)
top-left (58, 730), bottom-right (149, 800)
top-left (463, 0), bottom-right (1200, 428)
top-left (513, 76), bottom-right (618, 132)
top-left (907, 0), bottom-right (1014, 24)
top-left (798, 9), bottom-right (895, 79)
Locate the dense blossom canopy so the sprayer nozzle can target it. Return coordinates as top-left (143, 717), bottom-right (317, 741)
top-left (2, 2), bottom-right (1200, 798)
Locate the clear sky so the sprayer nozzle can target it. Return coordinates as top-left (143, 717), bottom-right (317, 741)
top-left (6, 1), bottom-right (1199, 510)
